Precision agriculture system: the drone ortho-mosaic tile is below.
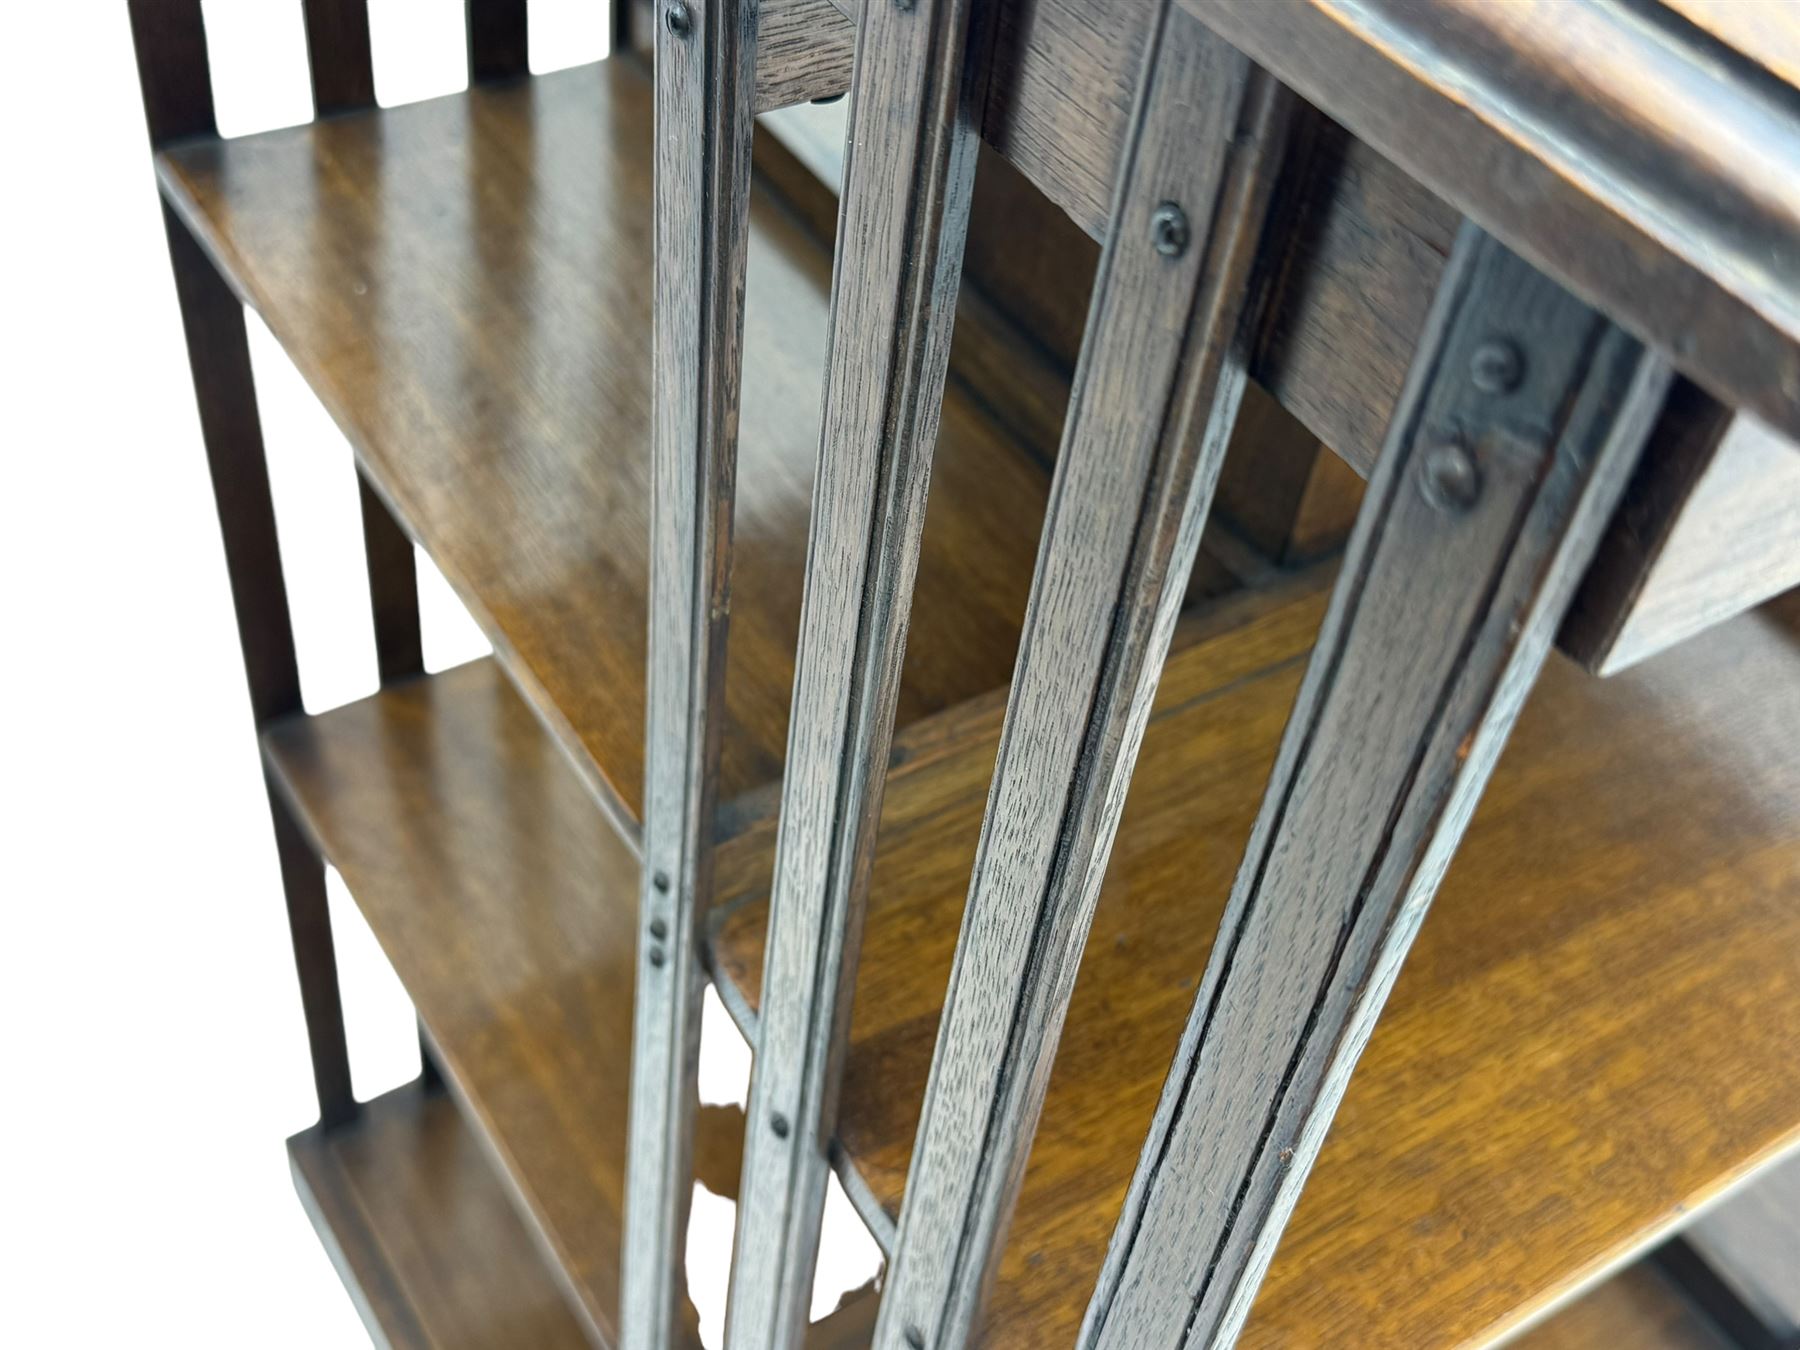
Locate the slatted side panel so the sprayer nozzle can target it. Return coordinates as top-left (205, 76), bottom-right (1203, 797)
top-left (1083, 225), bottom-right (1670, 1350)
top-left (127, 0), bottom-right (357, 1130)
top-left (624, 0), bottom-right (760, 1344)
top-left (870, 9), bottom-right (1295, 1349)
top-left (724, 0), bottom-right (996, 1344)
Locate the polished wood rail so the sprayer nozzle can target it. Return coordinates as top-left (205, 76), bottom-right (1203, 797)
top-left (712, 584), bottom-right (1800, 1347)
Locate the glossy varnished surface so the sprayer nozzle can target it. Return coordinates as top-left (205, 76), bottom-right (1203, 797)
top-left (711, 585), bottom-right (1800, 1347)
top-left (265, 659), bottom-right (700, 1345)
top-left (160, 59), bottom-right (1047, 835)
top-left (289, 1082), bottom-right (591, 1349)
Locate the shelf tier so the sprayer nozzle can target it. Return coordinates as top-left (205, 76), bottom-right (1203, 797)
top-left (289, 1080), bottom-right (592, 1349)
top-left (162, 56), bottom-right (1051, 838)
top-left (1510, 1264), bottom-right (1729, 1350)
top-left (264, 659), bottom-right (694, 1346)
top-left (710, 581), bottom-right (1800, 1347)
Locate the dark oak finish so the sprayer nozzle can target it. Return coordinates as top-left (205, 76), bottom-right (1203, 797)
top-left (711, 583), bottom-right (1800, 1347)
top-left (302, 0), bottom-right (375, 115)
top-left (466, 0), bottom-right (528, 82)
top-left (290, 1081), bottom-right (593, 1349)
top-left (264, 658), bottom-right (724, 1346)
top-left (157, 61), bottom-right (1048, 841)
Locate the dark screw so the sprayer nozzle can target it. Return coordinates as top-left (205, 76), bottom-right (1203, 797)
top-left (1150, 202), bottom-right (1189, 259)
top-left (648, 946), bottom-right (666, 968)
top-left (770, 1112), bottom-right (790, 1138)
top-left (649, 918), bottom-right (668, 940)
top-left (904, 1328), bottom-right (926, 1350)
top-left (665, 2), bottom-right (692, 37)
top-left (653, 870), bottom-right (671, 893)
top-left (1419, 440), bottom-right (1482, 514)
top-left (1469, 338), bottom-right (1524, 395)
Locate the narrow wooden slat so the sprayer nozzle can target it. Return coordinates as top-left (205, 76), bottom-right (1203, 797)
top-left (302, 0), bottom-right (375, 116)
top-left (873, 12), bottom-right (1293, 1350)
top-left (727, 0), bottom-right (998, 1340)
top-left (128, 0), bottom-right (214, 146)
top-left (359, 474), bottom-right (425, 684)
top-left (302, 2), bottom-right (428, 693)
top-left (467, 0), bottom-right (529, 82)
top-left (1083, 226), bottom-right (1670, 1350)
top-left (624, 0), bottom-right (761, 1343)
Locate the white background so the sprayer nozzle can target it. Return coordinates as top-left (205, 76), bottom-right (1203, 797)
top-left (4, 2), bottom-right (873, 1343)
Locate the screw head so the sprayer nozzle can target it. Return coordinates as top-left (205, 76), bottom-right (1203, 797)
top-left (1469, 338), bottom-right (1524, 395)
top-left (665, 2), bottom-right (692, 37)
top-left (1419, 440), bottom-right (1483, 514)
top-left (1150, 202), bottom-right (1189, 259)
top-left (649, 918), bottom-right (668, 940)
top-left (904, 1328), bottom-right (926, 1350)
top-left (653, 870), bottom-right (671, 893)
top-left (770, 1112), bottom-right (790, 1139)
top-left (648, 946), bottom-right (666, 968)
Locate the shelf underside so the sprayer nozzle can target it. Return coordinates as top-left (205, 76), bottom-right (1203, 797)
top-left (289, 1081), bottom-right (591, 1349)
top-left (711, 582), bottom-right (1800, 1347)
top-left (162, 56), bottom-right (1051, 835)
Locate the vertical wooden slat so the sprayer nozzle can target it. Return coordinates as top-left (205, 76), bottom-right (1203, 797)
top-left (1083, 225), bottom-right (1670, 1350)
top-left (358, 475), bottom-right (425, 684)
top-left (872, 12), bottom-right (1296, 1350)
top-left (623, 0), bottom-right (759, 1343)
top-left (724, 0), bottom-right (997, 1342)
top-left (128, 0), bottom-right (214, 146)
top-left (131, 1), bottom-right (355, 1132)
top-left (299, 1), bottom-right (428, 689)
top-left (467, 0), bottom-right (530, 82)
top-left (302, 0), bottom-right (376, 115)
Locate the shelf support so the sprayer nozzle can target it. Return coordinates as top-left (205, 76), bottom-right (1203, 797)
top-left (624, 0), bottom-right (759, 1344)
top-left (130, 0), bottom-right (357, 1133)
top-left (869, 10), bottom-right (1295, 1347)
top-left (723, 0), bottom-right (997, 1341)
top-left (1081, 225), bottom-right (1670, 1349)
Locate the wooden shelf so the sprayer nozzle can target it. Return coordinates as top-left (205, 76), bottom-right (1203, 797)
top-left (162, 57), bottom-right (1050, 837)
top-left (290, 1080), bottom-right (591, 1349)
top-left (710, 581), bottom-right (1800, 1348)
top-left (264, 658), bottom-right (706, 1346)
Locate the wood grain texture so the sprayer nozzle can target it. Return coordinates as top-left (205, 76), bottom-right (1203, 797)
top-left (156, 61), bottom-right (1047, 841)
top-left (466, 0), bottom-right (528, 82)
top-left (754, 0), bottom-right (855, 113)
top-left (302, 0), bottom-right (375, 115)
top-left (264, 658), bottom-right (729, 1347)
top-left (1181, 0), bottom-right (1800, 443)
top-left (711, 580), bottom-right (1800, 1349)
top-left (289, 1081), bottom-right (593, 1349)
top-left (873, 13), bottom-right (1294, 1349)
top-left (1562, 382), bottom-right (1800, 675)
top-left (627, 0), bottom-right (760, 1341)
top-left (730, 0), bottom-right (997, 1338)
top-left (1087, 227), bottom-right (1669, 1350)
